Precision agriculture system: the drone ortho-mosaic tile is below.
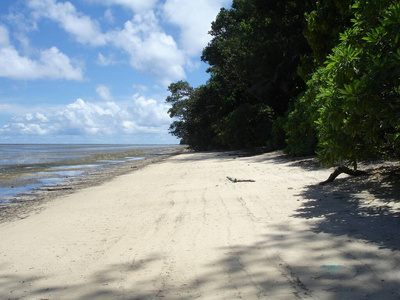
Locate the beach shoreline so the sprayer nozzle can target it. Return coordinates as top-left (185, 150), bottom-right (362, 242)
top-left (0, 147), bottom-right (187, 224)
top-left (0, 150), bottom-right (399, 299)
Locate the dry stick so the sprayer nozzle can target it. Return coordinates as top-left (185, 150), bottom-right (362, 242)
top-left (41, 187), bottom-right (74, 191)
top-left (227, 176), bottom-right (256, 183)
top-left (319, 166), bottom-right (368, 185)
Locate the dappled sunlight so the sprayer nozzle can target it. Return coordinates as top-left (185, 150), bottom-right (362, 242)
top-left (294, 176), bottom-right (400, 251)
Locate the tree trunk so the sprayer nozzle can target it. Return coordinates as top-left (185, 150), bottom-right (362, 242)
top-left (319, 166), bottom-right (368, 185)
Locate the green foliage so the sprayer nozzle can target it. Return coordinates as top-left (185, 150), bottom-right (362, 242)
top-left (284, 71), bottom-right (323, 156)
top-left (166, 81), bottom-right (228, 150)
top-left (198, 0), bottom-right (313, 149)
top-left (285, 0), bottom-right (355, 156)
top-left (267, 115), bottom-right (287, 151)
top-left (216, 103), bottom-right (275, 149)
top-left (287, 0), bottom-right (400, 166)
top-left (303, 0), bottom-right (354, 67)
top-left (166, 81), bottom-right (194, 142)
top-left (313, 0), bottom-right (400, 167)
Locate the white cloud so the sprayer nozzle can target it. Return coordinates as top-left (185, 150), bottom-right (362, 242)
top-left (130, 93), bottom-right (171, 127)
top-left (0, 24), bottom-right (84, 80)
top-left (60, 99), bottom-right (120, 134)
top-left (27, 0), bottom-right (106, 46)
top-left (0, 96), bottom-right (171, 136)
top-left (107, 11), bottom-right (186, 85)
top-left (2, 0), bottom-right (232, 85)
top-left (1, 113), bottom-right (50, 135)
top-left (96, 85), bottom-right (113, 101)
top-left (163, 0), bottom-right (230, 56)
top-left (25, 1), bottom-right (186, 84)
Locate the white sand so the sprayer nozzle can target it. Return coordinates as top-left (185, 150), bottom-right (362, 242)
top-left (0, 151), bottom-right (399, 299)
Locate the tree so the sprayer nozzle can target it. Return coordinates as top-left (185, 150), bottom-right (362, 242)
top-left (165, 81), bottom-right (194, 145)
top-left (192, 0), bottom-right (314, 150)
top-left (166, 81), bottom-right (222, 150)
top-left (294, 0), bottom-right (400, 168)
top-left (203, 0), bottom-right (312, 116)
top-left (285, 0), bottom-right (355, 156)
top-left (302, 0), bottom-right (354, 73)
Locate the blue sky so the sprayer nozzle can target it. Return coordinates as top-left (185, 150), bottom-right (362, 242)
top-left (0, 0), bottom-right (231, 144)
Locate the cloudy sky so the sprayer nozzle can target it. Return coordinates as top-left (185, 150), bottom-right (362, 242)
top-left (0, 0), bottom-right (231, 144)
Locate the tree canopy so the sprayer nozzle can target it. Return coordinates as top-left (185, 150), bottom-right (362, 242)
top-left (166, 0), bottom-right (400, 168)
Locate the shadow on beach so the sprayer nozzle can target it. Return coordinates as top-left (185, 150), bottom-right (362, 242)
top-left (245, 151), bottom-right (400, 253)
top-left (1, 221), bottom-right (399, 299)
top-left (293, 175), bottom-right (400, 251)
top-left (168, 150), bottom-right (247, 162)
top-left (248, 150), bottom-right (400, 251)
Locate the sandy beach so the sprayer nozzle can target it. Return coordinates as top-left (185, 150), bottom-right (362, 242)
top-left (0, 151), bottom-right (399, 299)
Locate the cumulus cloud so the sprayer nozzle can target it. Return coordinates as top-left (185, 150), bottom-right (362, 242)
top-left (163, 0), bottom-right (230, 56)
top-left (27, 0), bottom-right (106, 46)
top-left (1, 113), bottom-right (50, 135)
top-left (0, 97), bottom-right (171, 136)
top-left (106, 11), bottom-right (186, 84)
top-left (0, 24), bottom-right (84, 80)
top-left (130, 93), bottom-right (171, 127)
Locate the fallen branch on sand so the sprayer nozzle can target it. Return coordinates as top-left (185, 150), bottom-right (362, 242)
top-left (227, 176), bottom-right (256, 183)
top-left (319, 166), bottom-right (368, 185)
top-left (41, 187), bottom-right (74, 191)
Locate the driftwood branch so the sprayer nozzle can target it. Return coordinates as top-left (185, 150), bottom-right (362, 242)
top-left (40, 187), bottom-right (74, 191)
top-left (319, 166), bottom-right (368, 185)
top-left (227, 176), bottom-right (256, 183)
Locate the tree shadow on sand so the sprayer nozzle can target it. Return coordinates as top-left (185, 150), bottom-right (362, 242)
top-left (0, 254), bottom-right (162, 300)
top-left (293, 170), bottom-right (400, 251)
top-left (2, 221), bottom-right (400, 299)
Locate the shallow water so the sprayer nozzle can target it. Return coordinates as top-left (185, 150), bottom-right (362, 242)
top-left (0, 144), bottom-right (180, 203)
top-left (50, 164), bottom-right (100, 170)
top-left (0, 144), bottom-right (164, 167)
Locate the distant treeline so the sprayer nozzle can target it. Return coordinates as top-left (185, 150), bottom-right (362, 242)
top-left (166, 0), bottom-right (400, 169)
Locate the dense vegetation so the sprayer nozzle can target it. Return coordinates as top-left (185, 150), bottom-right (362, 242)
top-left (166, 0), bottom-right (400, 169)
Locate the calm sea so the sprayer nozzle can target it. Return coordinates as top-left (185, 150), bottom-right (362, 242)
top-left (0, 144), bottom-right (180, 203)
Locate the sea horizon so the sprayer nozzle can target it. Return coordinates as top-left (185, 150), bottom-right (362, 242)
top-left (0, 142), bottom-right (179, 145)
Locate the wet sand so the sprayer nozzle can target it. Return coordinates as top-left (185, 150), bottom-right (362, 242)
top-left (0, 151), bottom-right (399, 299)
top-left (0, 147), bottom-right (184, 224)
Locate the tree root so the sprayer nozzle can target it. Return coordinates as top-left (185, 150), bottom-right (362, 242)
top-left (319, 166), bottom-right (369, 185)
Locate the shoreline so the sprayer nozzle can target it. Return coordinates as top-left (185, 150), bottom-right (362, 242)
top-left (0, 147), bottom-right (187, 224)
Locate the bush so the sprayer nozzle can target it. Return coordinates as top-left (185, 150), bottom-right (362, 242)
top-left (314, 1), bottom-right (400, 168)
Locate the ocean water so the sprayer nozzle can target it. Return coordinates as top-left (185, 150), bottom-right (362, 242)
top-left (0, 144), bottom-right (180, 204)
